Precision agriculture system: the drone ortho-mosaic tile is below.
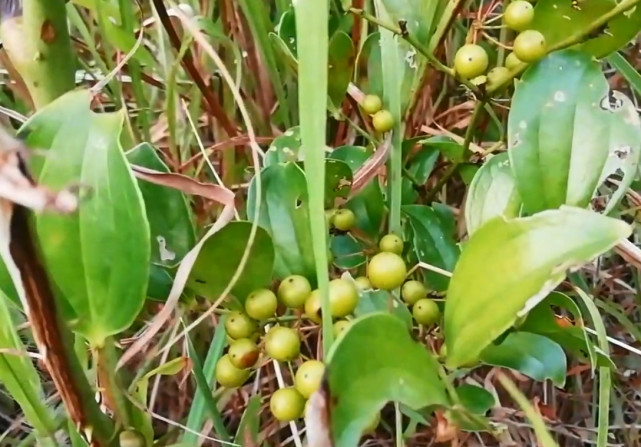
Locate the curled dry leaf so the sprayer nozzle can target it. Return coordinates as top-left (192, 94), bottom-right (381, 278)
top-left (117, 166), bottom-right (236, 370)
top-left (348, 133), bottom-right (391, 199)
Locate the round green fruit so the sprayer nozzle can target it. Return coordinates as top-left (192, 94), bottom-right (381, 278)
top-left (372, 109), bottom-right (394, 133)
top-left (119, 429), bottom-right (145, 447)
top-left (265, 326), bottom-right (300, 361)
top-left (270, 387), bottom-right (306, 422)
top-left (245, 288), bottom-right (278, 320)
top-left (367, 252), bottom-right (407, 290)
top-left (505, 52), bottom-right (523, 70)
top-left (295, 360), bottom-right (325, 398)
top-left (333, 208), bottom-right (356, 231)
top-left (504, 0), bottom-right (534, 31)
top-left (333, 319), bottom-right (351, 337)
top-left (304, 290), bottom-right (322, 323)
top-left (225, 311), bottom-right (258, 340)
top-left (361, 94), bottom-right (383, 115)
top-left (486, 66), bottom-right (511, 90)
top-left (412, 298), bottom-right (440, 326)
top-left (513, 30), bottom-right (547, 63)
top-left (401, 280), bottom-right (427, 305)
top-left (329, 278), bottom-right (359, 317)
top-left (215, 354), bottom-right (250, 387)
top-left (354, 276), bottom-right (372, 291)
top-left (278, 275), bottom-right (312, 309)
top-left (228, 338), bottom-right (259, 369)
top-left (379, 233), bottom-right (403, 254)
top-left (454, 44), bottom-right (489, 79)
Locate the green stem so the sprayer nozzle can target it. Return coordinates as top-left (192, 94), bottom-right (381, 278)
top-left (95, 338), bottom-right (131, 428)
top-left (0, 0), bottom-right (75, 108)
top-left (294, 0), bottom-right (333, 357)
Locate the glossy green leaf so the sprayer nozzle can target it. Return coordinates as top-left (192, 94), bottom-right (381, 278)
top-left (508, 49), bottom-right (641, 215)
top-left (405, 145), bottom-right (439, 185)
top-left (444, 206), bottom-right (631, 368)
top-left (481, 332), bottom-right (567, 386)
top-left (186, 222), bottom-right (274, 303)
top-left (465, 152), bottom-right (522, 236)
top-left (353, 289), bottom-right (413, 330)
top-left (456, 384), bottom-right (495, 415)
top-left (531, 0), bottom-right (641, 58)
top-left (328, 31), bottom-right (355, 108)
top-left (0, 292), bottom-right (56, 436)
top-left (331, 234), bottom-right (367, 269)
top-left (423, 135), bottom-right (465, 163)
top-left (264, 126), bottom-right (302, 166)
top-left (102, 19), bottom-right (155, 66)
top-left (326, 313), bottom-right (448, 447)
top-left (22, 89), bottom-right (150, 344)
top-left (380, 0), bottom-right (439, 51)
top-left (126, 143), bottom-right (196, 266)
top-left (146, 264), bottom-right (174, 302)
top-left (247, 162), bottom-right (315, 280)
top-left (323, 158), bottom-right (353, 206)
top-left (403, 205), bottom-right (459, 291)
top-left (330, 146), bottom-right (384, 238)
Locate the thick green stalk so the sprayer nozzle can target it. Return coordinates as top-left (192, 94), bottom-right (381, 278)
top-left (294, 0), bottom-right (333, 356)
top-left (0, 0), bottom-right (75, 108)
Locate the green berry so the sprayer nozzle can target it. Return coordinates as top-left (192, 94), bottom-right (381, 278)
top-left (513, 30), bottom-right (547, 63)
top-left (245, 289), bottom-right (278, 320)
top-left (367, 252), bottom-right (407, 290)
top-left (379, 233), bottom-right (404, 254)
top-left (354, 276), bottom-right (372, 291)
top-left (401, 280), bottom-right (427, 305)
top-left (270, 388), bottom-right (306, 421)
top-left (504, 0), bottom-right (534, 31)
top-left (215, 354), bottom-right (250, 387)
top-left (329, 278), bottom-right (359, 317)
top-left (412, 298), bottom-right (440, 326)
top-left (505, 52), bottom-right (523, 70)
top-left (119, 430), bottom-right (145, 447)
top-left (333, 209), bottom-right (356, 231)
top-left (228, 338), bottom-right (259, 369)
top-left (278, 275), bottom-right (312, 309)
top-left (361, 94), bottom-right (383, 115)
top-left (295, 360), bottom-right (325, 398)
top-left (304, 290), bottom-right (322, 323)
top-left (454, 44), bottom-right (489, 79)
top-left (333, 319), bottom-right (351, 337)
top-left (265, 326), bottom-right (300, 361)
top-left (372, 109), bottom-right (394, 133)
top-left (225, 311), bottom-right (258, 340)
top-left (487, 66), bottom-right (511, 90)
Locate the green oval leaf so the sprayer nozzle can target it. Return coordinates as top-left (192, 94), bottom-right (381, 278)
top-left (508, 49), bottom-right (641, 215)
top-left (264, 126), bottom-right (302, 166)
top-left (465, 152), bottom-right (522, 236)
top-left (444, 206), bottom-right (630, 368)
top-left (480, 332), bottom-right (567, 387)
top-left (353, 289), bottom-right (413, 330)
top-left (186, 221), bottom-right (274, 303)
top-left (24, 90), bottom-right (150, 344)
top-left (330, 234), bottom-right (367, 269)
top-left (247, 162), bottom-right (315, 280)
top-left (402, 205), bottom-right (459, 291)
top-left (328, 31), bottom-right (355, 109)
top-left (126, 143), bottom-right (196, 266)
top-left (326, 313), bottom-right (447, 447)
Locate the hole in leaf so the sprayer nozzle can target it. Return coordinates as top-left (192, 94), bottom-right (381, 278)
top-left (295, 197), bottom-right (303, 208)
top-left (600, 91), bottom-right (623, 111)
top-left (195, 279), bottom-right (206, 284)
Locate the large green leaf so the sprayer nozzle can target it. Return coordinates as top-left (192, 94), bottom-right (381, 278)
top-left (531, 0), bottom-right (641, 58)
top-left (480, 332), bottom-right (567, 387)
top-left (465, 152), bottom-right (522, 236)
top-left (328, 31), bottom-right (355, 109)
top-left (330, 146), bottom-right (384, 238)
top-left (508, 49), bottom-right (641, 215)
top-left (21, 90), bottom-right (150, 344)
top-left (0, 292), bottom-right (56, 436)
top-left (264, 126), bottom-right (302, 166)
top-left (186, 222), bottom-right (274, 303)
top-left (126, 143), bottom-right (196, 266)
top-left (353, 289), bottom-right (413, 330)
top-left (247, 162), bottom-right (316, 280)
top-left (330, 234), bottom-right (367, 270)
top-left (403, 205), bottom-right (459, 291)
top-left (444, 206), bottom-right (630, 368)
top-left (380, 0), bottom-right (439, 43)
top-left (326, 313), bottom-right (447, 447)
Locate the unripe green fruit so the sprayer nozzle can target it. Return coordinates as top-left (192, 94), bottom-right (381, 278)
top-left (295, 360), bottom-right (325, 398)
top-left (412, 298), bottom-right (440, 326)
top-left (245, 288), bottom-right (278, 320)
top-left (329, 278), bottom-right (359, 317)
top-left (333, 319), bottom-right (351, 337)
top-left (361, 94), bottom-right (383, 115)
top-left (367, 252), bottom-right (407, 290)
top-left (487, 67), bottom-right (511, 90)
top-left (270, 387), bottom-right (306, 421)
top-left (265, 326), bottom-right (300, 361)
top-left (354, 276), bottom-right (372, 291)
top-left (513, 30), bottom-right (547, 63)
top-left (333, 209), bottom-right (356, 231)
top-left (278, 275), bottom-right (312, 309)
top-left (215, 354), bottom-right (250, 387)
top-left (505, 52), bottom-right (523, 70)
top-left (228, 338), bottom-right (259, 369)
top-left (379, 233), bottom-right (404, 254)
top-left (225, 311), bottom-right (258, 340)
top-left (454, 44), bottom-right (489, 79)
top-left (304, 290), bottom-right (322, 323)
top-left (119, 429), bottom-right (145, 447)
top-left (401, 280), bottom-right (427, 305)
top-left (372, 109), bottom-right (394, 133)
top-left (503, 0), bottom-right (534, 31)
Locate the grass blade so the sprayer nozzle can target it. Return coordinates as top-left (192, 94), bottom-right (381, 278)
top-left (607, 52), bottom-right (641, 96)
top-left (294, 0), bottom-right (333, 356)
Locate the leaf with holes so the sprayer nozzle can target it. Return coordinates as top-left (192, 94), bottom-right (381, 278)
top-left (330, 146), bottom-right (384, 238)
top-left (265, 126), bottom-right (302, 166)
top-left (186, 222), bottom-right (275, 304)
top-left (530, 0), bottom-right (641, 58)
top-left (322, 158), bottom-right (353, 207)
top-left (465, 152), bottom-right (522, 236)
top-left (22, 89), bottom-right (150, 344)
top-left (247, 162), bottom-right (316, 280)
top-left (508, 49), bottom-right (641, 215)
top-left (326, 313), bottom-right (447, 447)
top-left (403, 205), bottom-right (459, 291)
top-left (126, 143), bottom-right (196, 266)
top-left (444, 206), bottom-right (630, 368)
top-left (481, 332), bottom-right (567, 387)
